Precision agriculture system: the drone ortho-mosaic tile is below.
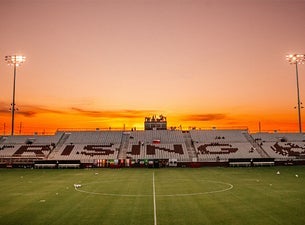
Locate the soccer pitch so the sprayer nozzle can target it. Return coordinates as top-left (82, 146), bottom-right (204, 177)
top-left (1, 167), bottom-right (305, 225)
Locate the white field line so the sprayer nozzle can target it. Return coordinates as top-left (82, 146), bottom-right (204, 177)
top-left (74, 179), bottom-right (233, 197)
top-left (153, 172), bottom-right (157, 225)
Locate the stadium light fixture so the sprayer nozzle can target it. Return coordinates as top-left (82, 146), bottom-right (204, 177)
top-left (5, 55), bottom-right (26, 136)
top-left (286, 54), bottom-right (305, 133)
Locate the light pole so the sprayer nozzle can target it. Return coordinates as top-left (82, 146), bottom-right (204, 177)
top-left (5, 55), bottom-right (26, 136)
top-left (286, 54), bottom-right (305, 133)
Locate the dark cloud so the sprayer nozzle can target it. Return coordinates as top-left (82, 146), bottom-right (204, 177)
top-left (0, 102), bottom-right (158, 119)
top-left (0, 108), bottom-right (38, 117)
top-left (18, 111), bottom-right (37, 117)
top-left (25, 106), bottom-right (65, 115)
top-left (71, 107), bottom-right (158, 118)
top-left (0, 108), bottom-right (9, 114)
top-left (0, 103), bottom-right (66, 117)
top-left (181, 113), bottom-right (227, 121)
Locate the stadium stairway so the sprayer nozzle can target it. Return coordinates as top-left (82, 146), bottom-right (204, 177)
top-left (47, 132), bottom-right (71, 159)
top-left (0, 136), bottom-right (5, 144)
top-left (243, 132), bottom-right (270, 158)
top-left (183, 132), bottom-right (198, 161)
top-left (117, 132), bottom-right (130, 159)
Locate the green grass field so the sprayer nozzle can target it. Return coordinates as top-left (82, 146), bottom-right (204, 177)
top-left (1, 166), bottom-right (305, 225)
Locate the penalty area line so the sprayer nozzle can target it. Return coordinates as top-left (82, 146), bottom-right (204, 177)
top-left (153, 172), bottom-right (157, 225)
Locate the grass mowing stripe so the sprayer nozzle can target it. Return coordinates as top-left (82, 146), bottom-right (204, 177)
top-left (153, 171), bottom-right (157, 225)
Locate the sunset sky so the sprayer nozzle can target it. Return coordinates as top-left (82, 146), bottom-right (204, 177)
top-left (0, 0), bottom-right (305, 134)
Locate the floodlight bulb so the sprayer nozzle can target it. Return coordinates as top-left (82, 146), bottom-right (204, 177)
top-left (5, 55), bottom-right (26, 66)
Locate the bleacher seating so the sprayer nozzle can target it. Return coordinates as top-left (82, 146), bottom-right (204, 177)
top-left (49, 131), bottom-right (123, 162)
top-left (13, 145), bottom-right (52, 158)
top-left (126, 130), bottom-right (189, 160)
top-left (63, 131), bottom-right (123, 144)
top-left (1, 133), bottom-right (62, 145)
top-left (0, 134), bottom-right (61, 159)
top-left (252, 132), bottom-right (305, 159)
top-left (1, 130), bottom-right (305, 164)
top-left (190, 130), bottom-right (261, 161)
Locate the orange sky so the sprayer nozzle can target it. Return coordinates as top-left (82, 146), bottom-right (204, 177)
top-left (0, 0), bottom-right (305, 134)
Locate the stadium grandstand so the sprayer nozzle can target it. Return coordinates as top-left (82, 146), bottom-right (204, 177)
top-left (1, 124), bottom-right (305, 168)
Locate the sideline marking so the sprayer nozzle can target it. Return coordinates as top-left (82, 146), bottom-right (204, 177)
top-left (153, 172), bottom-right (157, 225)
top-left (74, 179), bottom-right (233, 197)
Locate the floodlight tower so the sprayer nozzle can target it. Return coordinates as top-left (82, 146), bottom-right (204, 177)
top-left (286, 54), bottom-right (305, 133)
top-left (5, 55), bottom-right (26, 136)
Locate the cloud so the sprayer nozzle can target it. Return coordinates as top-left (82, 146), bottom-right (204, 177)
top-left (181, 113), bottom-right (227, 121)
top-left (0, 108), bottom-right (9, 114)
top-left (71, 107), bottom-right (158, 119)
top-left (0, 108), bottom-right (38, 117)
top-left (18, 111), bottom-right (37, 117)
top-left (0, 101), bottom-right (158, 119)
top-left (0, 103), bottom-right (66, 117)
top-left (25, 106), bottom-right (65, 115)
